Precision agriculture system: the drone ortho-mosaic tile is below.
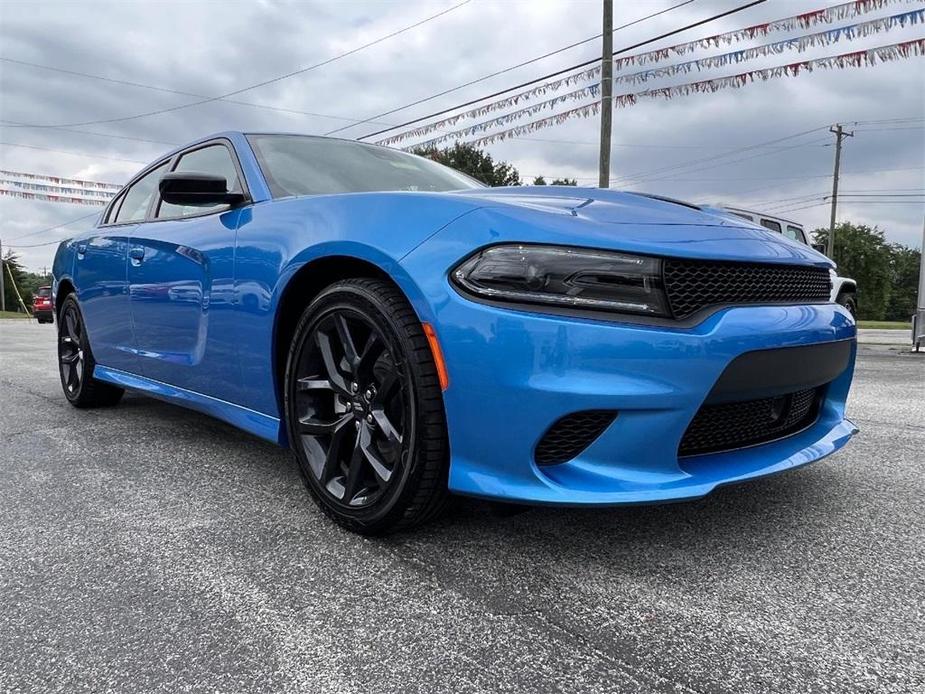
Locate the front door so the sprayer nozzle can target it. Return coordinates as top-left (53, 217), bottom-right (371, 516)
top-left (74, 160), bottom-right (170, 374)
top-left (127, 142), bottom-right (246, 401)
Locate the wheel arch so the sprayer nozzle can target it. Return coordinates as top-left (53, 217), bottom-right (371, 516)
top-left (834, 277), bottom-right (857, 299)
top-left (271, 253), bottom-right (432, 443)
top-left (54, 277), bottom-right (76, 320)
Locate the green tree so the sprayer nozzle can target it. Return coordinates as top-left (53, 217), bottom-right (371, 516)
top-left (412, 142), bottom-right (521, 186)
top-left (886, 243), bottom-right (921, 321)
top-left (550, 178), bottom-right (578, 186)
top-left (813, 223), bottom-right (893, 320)
top-left (1, 251), bottom-right (31, 313)
top-left (532, 176), bottom-right (547, 185)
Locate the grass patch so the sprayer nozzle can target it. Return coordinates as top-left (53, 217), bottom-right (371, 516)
top-left (857, 320), bottom-right (911, 330)
top-left (0, 310), bottom-right (31, 320)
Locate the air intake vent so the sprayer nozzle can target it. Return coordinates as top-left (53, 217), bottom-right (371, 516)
top-left (679, 387), bottom-right (823, 457)
top-left (663, 260), bottom-right (832, 319)
top-left (535, 410), bottom-right (617, 466)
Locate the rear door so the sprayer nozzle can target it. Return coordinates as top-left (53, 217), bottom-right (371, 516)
top-left (73, 162), bottom-right (168, 374)
top-left (127, 140), bottom-right (248, 401)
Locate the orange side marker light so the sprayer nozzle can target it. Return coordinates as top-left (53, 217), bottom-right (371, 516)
top-left (422, 322), bottom-right (449, 391)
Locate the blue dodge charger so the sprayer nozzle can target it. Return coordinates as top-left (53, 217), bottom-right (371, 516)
top-left (52, 132), bottom-right (857, 534)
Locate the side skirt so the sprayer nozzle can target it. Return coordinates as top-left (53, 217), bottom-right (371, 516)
top-left (93, 365), bottom-right (284, 445)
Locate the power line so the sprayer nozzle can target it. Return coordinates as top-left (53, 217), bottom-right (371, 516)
top-left (4, 237), bottom-right (78, 249)
top-left (615, 131), bottom-right (831, 184)
top-left (348, 0), bottom-right (766, 140)
top-left (0, 58), bottom-right (400, 129)
top-left (4, 211), bottom-right (99, 243)
top-left (323, 0), bottom-right (697, 138)
top-left (3, 0), bottom-right (472, 130)
top-left (517, 136), bottom-right (827, 149)
top-left (0, 121), bottom-right (179, 147)
top-left (0, 141), bottom-right (148, 164)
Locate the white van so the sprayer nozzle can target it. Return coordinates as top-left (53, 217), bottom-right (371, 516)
top-left (720, 206), bottom-right (858, 317)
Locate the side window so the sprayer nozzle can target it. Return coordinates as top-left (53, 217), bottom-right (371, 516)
top-left (731, 212), bottom-right (754, 222)
top-left (104, 192), bottom-right (124, 224)
top-left (785, 225), bottom-right (807, 244)
top-left (115, 162), bottom-right (169, 224)
top-left (157, 144), bottom-right (242, 219)
top-left (760, 219), bottom-right (782, 234)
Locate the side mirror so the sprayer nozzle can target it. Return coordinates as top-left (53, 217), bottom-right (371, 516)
top-left (159, 172), bottom-right (245, 207)
top-left (811, 242), bottom-right (826, 254)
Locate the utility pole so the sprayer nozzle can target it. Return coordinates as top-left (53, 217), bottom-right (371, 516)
top-left (0, 238), bottom-right (5, 312)
top-left (914, 216), bottom-right (925, 351)
top-left (598, 0), bottom-right (613, 188)
top-left (826, 123), bottom-right (854, 258)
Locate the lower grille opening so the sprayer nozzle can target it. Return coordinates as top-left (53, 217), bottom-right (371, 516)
top-left (535, 410), bottom-right (618, 466)
top-left (679, 387), bottom-right (824, 457)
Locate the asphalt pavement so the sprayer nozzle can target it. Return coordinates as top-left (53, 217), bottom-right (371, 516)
top-left (1, 320), bottom-right (923, 694)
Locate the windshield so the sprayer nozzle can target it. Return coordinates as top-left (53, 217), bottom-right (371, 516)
top-left (247, 134), bottom-right (484, 197)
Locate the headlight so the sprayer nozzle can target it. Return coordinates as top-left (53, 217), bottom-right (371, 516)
top-left (452, 244), bottom-right (670, 317)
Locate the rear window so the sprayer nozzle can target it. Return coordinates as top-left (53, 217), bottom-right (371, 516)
top-left (760, 219), bottom-right (782, 233)
top-left (36, 287), bottom-right (51, 297)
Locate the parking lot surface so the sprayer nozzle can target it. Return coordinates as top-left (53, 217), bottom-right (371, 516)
top-left (1, 320), bottom-right (923, 694)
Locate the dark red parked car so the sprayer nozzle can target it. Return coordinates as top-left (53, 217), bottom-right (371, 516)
top-left (32, 286), bottom-right (53, 323)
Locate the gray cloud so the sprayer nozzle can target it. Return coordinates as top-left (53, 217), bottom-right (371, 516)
top-left (1, 0), bottom-right (923, 271)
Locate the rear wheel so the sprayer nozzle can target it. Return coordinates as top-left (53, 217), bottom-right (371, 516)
top-left (284, 278), bottom-right (448, 535)
top-left (57, 295), bottom-right (124, 408)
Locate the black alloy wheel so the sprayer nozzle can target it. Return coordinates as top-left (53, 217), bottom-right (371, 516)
top-left (285, 279), bottom-right (448, 534)
top-left (57, 294), bottom-right (124, 408)
top-left (59, 302), bottom-right (85, 395)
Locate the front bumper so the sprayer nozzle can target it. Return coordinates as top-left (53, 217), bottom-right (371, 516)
top-left (431, 293), bottom-right (857, 506)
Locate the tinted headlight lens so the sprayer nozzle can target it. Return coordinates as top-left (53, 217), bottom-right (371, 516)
top-left (452, 245), bottom-right (669, 316)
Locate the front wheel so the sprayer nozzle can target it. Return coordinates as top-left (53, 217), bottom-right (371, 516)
top-left (837, 294), bottom-right (857, 319)
top-left (57, 295), bottom-right (124, 408)
top-left (284, 279), bottom-right (449, 535)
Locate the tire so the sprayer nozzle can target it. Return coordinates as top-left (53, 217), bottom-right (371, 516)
top-left (837, 294), bottom-right (857, 319)
top-left (57, 294), bottom-right (124, 408)
top-left (284, 278), bottom-right (449, 535)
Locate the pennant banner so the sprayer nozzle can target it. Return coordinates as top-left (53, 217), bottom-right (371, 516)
top-left (377, 8), bottom-right (923, 147)
top-left (615, 8), bottom-right (924, 85)
top-left (459, 39), bottom-right (925, 149)
top-left (0, 169), bottom-right (122, 191)
top-left (0, 188), bottom-right (108, 207)
top-left (0, 178), bottom-right (115, 200)
top-left (613, 0), bottom-right (920, 70)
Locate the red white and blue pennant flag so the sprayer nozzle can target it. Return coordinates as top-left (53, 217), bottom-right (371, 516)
top-left (378, 8), bottom-right (924, 147)
top-left (614, 0), bottom-right (920, 69)
top-left (443, 39), bottom-right (925, 150)
top-left (0, 170), bottom-right (120, 206)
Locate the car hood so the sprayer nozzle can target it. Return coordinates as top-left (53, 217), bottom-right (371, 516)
top-left (447, 187), bottom-right (832, 267)
top-left (453, 187), bottom-right (761, 227)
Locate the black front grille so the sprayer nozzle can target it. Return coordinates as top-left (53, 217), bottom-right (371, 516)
top-left (535, 410), bottom-right (617, 466)
top-left (679, 387), bottom-right (822, 457)
top-left (663, 260), bottom-right (831, 319)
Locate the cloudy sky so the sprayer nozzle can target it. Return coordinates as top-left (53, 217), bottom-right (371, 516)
top-left (1, 0), bottom-right (923, 272)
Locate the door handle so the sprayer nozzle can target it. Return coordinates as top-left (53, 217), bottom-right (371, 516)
top-left (129, 247), bottom-right (145, 265)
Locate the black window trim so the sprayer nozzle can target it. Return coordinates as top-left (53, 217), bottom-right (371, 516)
top-left (100, 158), bottom-right (174, 228)
top-left (151, 138), bottom-right (252, 223)
top-left (98, 137), bottom-right (252, 228)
